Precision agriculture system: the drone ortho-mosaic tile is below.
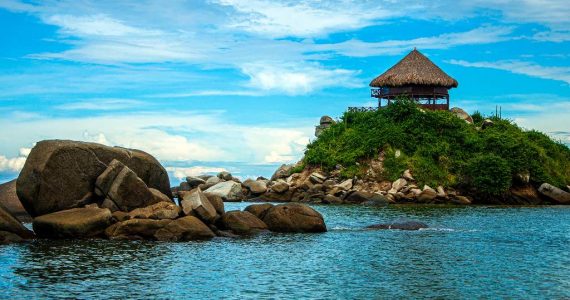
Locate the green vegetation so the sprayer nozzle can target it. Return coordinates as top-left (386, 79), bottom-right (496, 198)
top-left (304, 99), bottom-right (570, 197)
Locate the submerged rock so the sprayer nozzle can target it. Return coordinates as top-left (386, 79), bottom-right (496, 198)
top-left (262, 203), bottom-right (327, 233)
top-left (33, 207), bottom-right (112, 238)
top-left (17, 140), bottom-right (171, 217)
top-left (366, 220), bottom-right (428, 231)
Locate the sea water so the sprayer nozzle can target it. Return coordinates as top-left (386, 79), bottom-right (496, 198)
top-left (1, 203), bottom-right (569, 299)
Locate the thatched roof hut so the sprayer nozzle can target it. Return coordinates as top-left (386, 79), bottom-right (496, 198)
top-left (369, 49), bottom-right (458, 110)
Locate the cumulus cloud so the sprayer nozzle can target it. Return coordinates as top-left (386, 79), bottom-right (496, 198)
top-left (0, 147), bottom-right (32, 172)
top-left (166, 166), bottom-right (228, 180)
top-left (241, 62), bottom-right (362, 94)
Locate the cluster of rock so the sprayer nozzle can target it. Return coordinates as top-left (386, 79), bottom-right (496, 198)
top-left (0, 140), bottom-right (326, 244)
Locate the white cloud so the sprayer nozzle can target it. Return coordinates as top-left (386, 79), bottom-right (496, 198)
top-left (447, 59), bottom-right (570, 84)
top-left (45, 14), bottom-right (161, 37)
top-left (314, 26), bottom-right (514, 57)
top-left (0, 111), bottom-right (313, 169)
top-left (241, 62), bottom-right (362, 94)
top-left (0, 147), bottom-right (32, 172)
top-left (55, 99), bottom-right (144, 111)
top-left (214, 0), bottom-right (394, 38)
top-left (166, 166), bottom-right (227, 180)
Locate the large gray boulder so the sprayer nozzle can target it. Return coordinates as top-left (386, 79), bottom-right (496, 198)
top-left (128, 201), bottom-right (180, 220)
top-left (538, 183), bottom-right (570, 204)
top-left (220, 211), bottom-right (268, 235)
top-left (244, 203), bottom-right (274, 219)
top-left (185, 176), bottom-right (206, 189)
top-left (204, 181), bottom-right (243, 201)
top-left (262, 203), bottom-right (326, 233)
top-left (16, 140), bottom-right (171, 217)
top-left (95, 160), bottom-right (162, 212)
top-left (33, 207), bottom-right (112, 238)
top-left (271, 181), bottom-right (289, 194)
top-left (0, 203), bottom-right (35, 242)
top-left (179, 188), bottom-right (218, 223)
top-left (0, 179), bottom-right (31, 222)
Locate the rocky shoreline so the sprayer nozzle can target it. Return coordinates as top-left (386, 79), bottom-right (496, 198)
top-left (1, 138), bottom-right (569, 245)
top-left (1, 140), bottom-right (327, 244)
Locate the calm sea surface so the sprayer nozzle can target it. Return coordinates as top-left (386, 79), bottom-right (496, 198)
top-left (1, 203), bottom-right (569, 299)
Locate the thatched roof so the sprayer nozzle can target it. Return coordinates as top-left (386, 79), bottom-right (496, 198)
top-left (370, 49), bottom-right (458, 88)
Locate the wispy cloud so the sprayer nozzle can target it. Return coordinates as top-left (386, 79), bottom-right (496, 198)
top-left (54, 98), bottom-right (144, 110)
top-left (313, 26), bottom-right (514, 57)
top-left (447, 59), bottom-right (570, 84)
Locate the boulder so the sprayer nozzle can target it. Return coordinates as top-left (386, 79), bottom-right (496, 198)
top-left (204, 181), bottom-right (243, 202)
top-left (17, 140), bottom-right (171, 217)
top-left (366, 220), bottom-right (428, 231)
top-left (508, 185), bottom-right (542, 205)
top-left (362, 194), bottom-right (390, 207)
top-left (451, 196), bottom-right (472, 205)
top-left (309, 172), bottom-right (326, 184)
top-left (482, 119), bottom-right (494, 129)
top-left (402, 169), bottom-right (414, 181)
top-left (179, 188), bottom-right (218, 223)
top-left (186, 176), bottom-right (206, 189)
top-left (128, 202), bottom-right (180, 220)
top-left (178, 182), bottom-right (191, 192)
top-left (436, 186), bottom-right (447, 198)
top-left (0, 179), bottom-right (31, 222)
top-left (335, 179), bottom-right (353, 191)
top-left (204, 193), bottom-right (225, 215)
top-left (217, 171), bottom-right (233, 181)
top-left (450, 107), bottom-right (474, 124)
top-left (0, 231), bottom-right (25, 244)
top-left (244, 203), bottom-right (274, 219)
top-left (538, 183), bottom-right (570, 204)
top-left (204, 176), bottom-right (222, 188)
top-left (154, 216), bottom-right (215, 241)
top-left (33, 207), bottom-right (112, 238)
top-left (272, 181), bottom-right (290, 194)
top-left (262, 203), bottom-right (326, 233)
top-left (418, 189), bottom-right (437, 202)
top-left (243, 179), bottom-right (267, 195)
top-left (95, 160), bottom-right (161, 212)
top-left (322, 194), bottom-right (343, 204)
top-left (392, 178), bottom-right (407, 192)
top-left (0, 203), bottom-right (35, 240)
top-left (220, 211), bottom-right (268, 235)
top-left (344, 191), bottom-right (387, 205)
top-left (271, 164), bottom-right (293, 181)
top-left (150, 188), bottom-right (172, 203)
top-left (105, 218), bottom-right (172, 240)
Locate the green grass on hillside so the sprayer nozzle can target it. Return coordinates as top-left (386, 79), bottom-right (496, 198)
top-left (304, 99), bottom-right (570, 197)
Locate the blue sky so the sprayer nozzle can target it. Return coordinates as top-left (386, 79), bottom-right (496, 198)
top-left (0, 0), bottom-right (569, 184)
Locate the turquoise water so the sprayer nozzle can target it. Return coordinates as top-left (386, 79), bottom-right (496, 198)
top-left (1, 203), bottom-right (569, 299)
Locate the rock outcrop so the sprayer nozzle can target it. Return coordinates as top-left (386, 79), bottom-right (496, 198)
top-left (17, 140), bottom-right (171, 217)
top-left (179, 188), bottom-right (218, 223)
top-left (220, 211), bottom-right (268, 235)
top-left (262, 203), bottom-right (326, 233)
top-left (33, 207), bottom-right (112, 238)
top-left (450, 107), bottom-right (473, 124)
top-left (538, 183), bottom-right (570, 204)
top-left (244, 203), bottom-right (274, 219)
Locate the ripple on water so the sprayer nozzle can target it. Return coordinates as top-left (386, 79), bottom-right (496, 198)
top-left (1, 203), bottom-right (569, 299)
